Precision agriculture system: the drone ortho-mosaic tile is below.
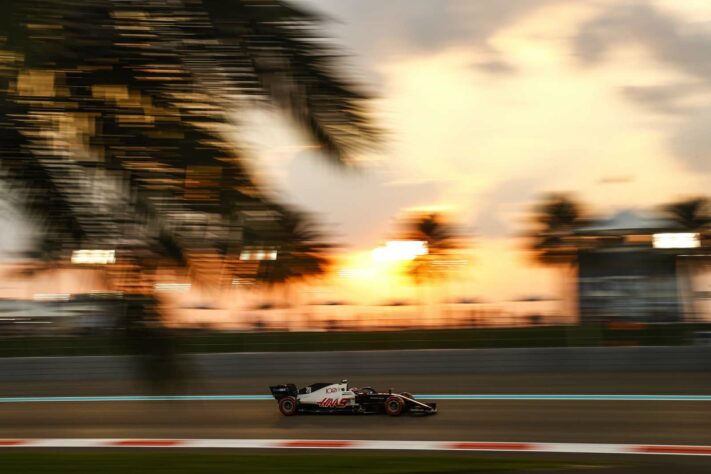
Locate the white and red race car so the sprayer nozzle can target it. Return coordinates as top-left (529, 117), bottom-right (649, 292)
top-left (269, 380), bottom-right (437, 416)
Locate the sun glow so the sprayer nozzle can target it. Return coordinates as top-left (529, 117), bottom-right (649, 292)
top-left (334, 250), bottom-right (416, 303)
top-left (371, 240), bottom-right (428, 262)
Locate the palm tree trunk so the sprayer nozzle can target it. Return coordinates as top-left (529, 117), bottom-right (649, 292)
top-left (676, 257), bottom-right (697, 322)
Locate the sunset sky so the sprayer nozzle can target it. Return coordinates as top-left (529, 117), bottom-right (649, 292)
top-left (1, 0), bottom-right (710, 309)
top-left (244, 0), bottom-right (711, 303)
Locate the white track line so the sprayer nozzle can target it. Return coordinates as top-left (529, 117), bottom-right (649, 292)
top-left (1, 439), bottom-right (710, 456)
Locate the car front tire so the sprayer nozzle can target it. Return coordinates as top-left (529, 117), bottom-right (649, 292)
top-left (384, 396), bottom-right (404, 416)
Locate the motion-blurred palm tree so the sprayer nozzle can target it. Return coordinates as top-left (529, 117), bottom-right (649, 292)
top-left (243, 207), bottom-right (333, 310)
top-left (529, 194), bottom-right (584, 265)
top-left (251, 215), bottom-right (332, 287)
top-left (0, 0), bottom-right (378, 384)
top-left (527, 193), bottom-right (585, 320)
top-left (401, 213), bottom-right (462, 285)
top-left (0, 0), bottom-right (377, 294)
top-left (396, 213), bottom-right (466, 322)
top-left (664, 197), bottom-right (710, 232)
top-left (662, 197), bottom-right (710, 321)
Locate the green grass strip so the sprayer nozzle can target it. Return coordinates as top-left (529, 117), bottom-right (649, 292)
top-left (0, 323), bottom-right (707, 357)
top-left (0, 452), bottom-right (577, 474)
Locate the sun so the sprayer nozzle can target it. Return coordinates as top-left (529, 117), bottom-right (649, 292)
top-left (333, 247), bottom-right (420, 303)
top-left (371, 241), bottom-right (428, 262)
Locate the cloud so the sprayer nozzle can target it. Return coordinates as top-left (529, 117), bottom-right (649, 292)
top-left (670, 107), bottom-right (711, 173)
top-left (284, 152), bottom-right (444, 247)
top-left (620, 83), bottom-right (696, 115)
top-left (573, 2), bottom-right (711, 173)
top-left (574, 3), bottom-right (711, 81)
top-left (473, 176), bottom-right (541, 238)
top-left (471, 58), bottom-right (518, 76)
top-left (298, 0), bottom-right (557, 58)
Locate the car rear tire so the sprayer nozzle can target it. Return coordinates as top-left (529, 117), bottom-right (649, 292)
top-left (384, 396), bottom-right (404, 416)
top-left (279, 396), bottom-right (298, 416)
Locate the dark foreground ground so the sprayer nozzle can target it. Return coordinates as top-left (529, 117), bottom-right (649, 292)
top-left (0, 452), bottom-right (570, 474)
top-left (0, 451), bottom-right (710, 474)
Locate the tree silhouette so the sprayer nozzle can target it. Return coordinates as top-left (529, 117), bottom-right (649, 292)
top-left (526, 193), bottom-right (585, 321)
top-left (246, 208), bottom-right (332, 286)
top-left (528, 193), bottom-right (584, 265)
top-left (0, 0), bottom-right (377, 293)
top-left (400, 213), bottom-right (463, 285)
top-left (662, 197), bottom-right (711, 321)
top-left (664, 197), bottom-right (710, 231)
top-left (391, 213), bottom-right (468, 325)
top-left (0, 0), bottom-right (378, 386)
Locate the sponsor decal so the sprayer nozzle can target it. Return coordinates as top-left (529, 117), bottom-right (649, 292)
top-left (318, 398), bottom-right (349, 408)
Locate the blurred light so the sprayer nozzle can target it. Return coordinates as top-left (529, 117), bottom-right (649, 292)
top-left (87, 291), bottom-right (124, 297)
top-left (625, 234), bottom-right (652, 245)
top-left (240, 247), bottom-right (277, 261)
top-left (154, 283), bottom-right (191, 293)
top-left (432, 259), bottom-right (468, 267)
top-left (653, 233), bottom-right (700, 249)
top-left (71, 249), bottom-right (116, 264)
top-left (33, 293), bottom-right (70, 301)
top-left (337, 267), bottom-right (376, 279)
top-left (231, 277), bottom-right (255, 287)
top-left (372, 241), bottom-right (428, 262)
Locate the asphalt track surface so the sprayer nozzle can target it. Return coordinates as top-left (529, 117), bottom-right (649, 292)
top-left (1, 398), bottom-right (710, 445)
top-left (1, 373), bottom-right (710, 471)
top-left (0, 373), bottom-right (709, 443)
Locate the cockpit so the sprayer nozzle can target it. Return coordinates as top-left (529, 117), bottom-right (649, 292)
top-left (297, 380), bottom-right (352, 395)
top-left (297, 383), bottom-right (331, 395)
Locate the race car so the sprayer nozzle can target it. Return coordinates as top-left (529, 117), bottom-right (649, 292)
top-left (269, 380), bottom-right (437, 416)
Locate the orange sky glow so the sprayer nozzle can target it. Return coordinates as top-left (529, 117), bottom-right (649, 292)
top-left (1, 0), bottom-right (711, 317)
top-left (241, 0), bottom-right (711, 306)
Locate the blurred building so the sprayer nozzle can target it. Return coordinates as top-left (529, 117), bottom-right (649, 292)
top-left (575, 210), bottom-right (708, 323)
top-left (0, 293), bottom-right (121, 335)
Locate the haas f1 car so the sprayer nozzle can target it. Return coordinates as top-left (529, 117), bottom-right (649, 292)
top-left (270, 380), bottom-right (437, 416)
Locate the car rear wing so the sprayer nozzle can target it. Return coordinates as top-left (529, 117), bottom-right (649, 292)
top-left (270, 384), bottom-right (297, 400)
